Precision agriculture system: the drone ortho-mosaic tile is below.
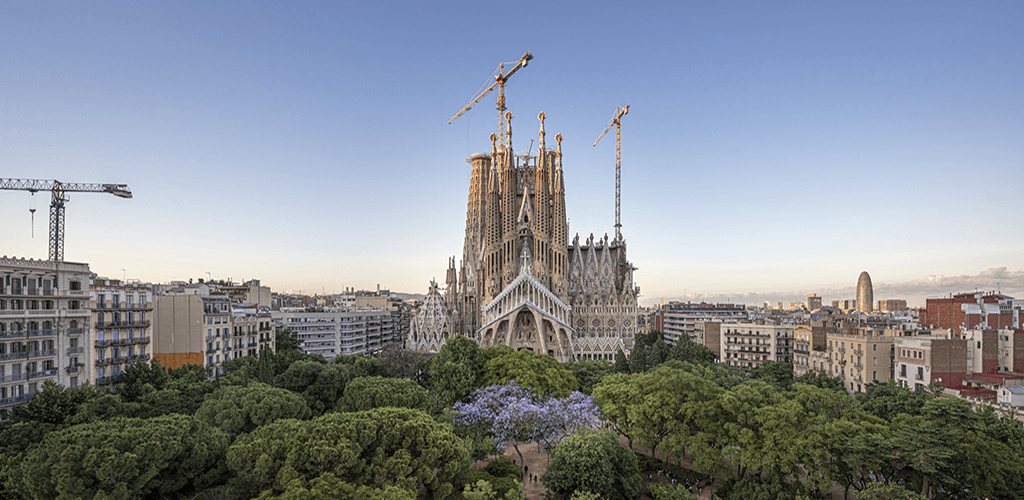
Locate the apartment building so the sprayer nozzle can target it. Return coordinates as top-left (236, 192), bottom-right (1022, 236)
top-left (652, 302), bottom-right (747, 346)
top-left (893, 334), bottom-right (969, 391)
top-left (720, 322), bottom-right (793, 370)
top-left (793, 324), bottom-right (827, 377)
top-left (226, 304), bottom-right (275, 361)
top-left (272, 308), bottom-right (395, 360)
top-left (1, 257), bottom-right (91, 416)
top-left (90, 277), bottom-right (153, 387)
top-left (828, 329), bottom-right (894, 394)
top-left (153, 283), bottom-right (275, 375)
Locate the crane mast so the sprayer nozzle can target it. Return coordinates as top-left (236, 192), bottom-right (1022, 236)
top-left (0, 178), bottom-right (132, 261)
top-left (593, 105), bottom-right (629, 241)
top-left (449, 52), bottom-right (533, 147)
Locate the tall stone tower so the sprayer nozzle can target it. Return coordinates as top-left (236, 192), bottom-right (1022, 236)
top-left (408, 111), bottom-right (639, 361)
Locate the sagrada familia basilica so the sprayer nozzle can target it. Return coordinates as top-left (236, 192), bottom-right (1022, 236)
top-left (408, 112), bottom-right (639, 362)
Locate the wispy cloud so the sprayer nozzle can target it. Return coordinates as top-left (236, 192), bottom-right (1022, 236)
top-left (645, 267), bottom-right (1024, 308)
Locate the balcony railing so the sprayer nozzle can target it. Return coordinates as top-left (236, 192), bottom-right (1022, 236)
top-left (96, 358), bottom-right (111, 367)
top-left (28, 349), bottom-right (57, 359)
top-left (27, 329), bottom-right (57, 337)
top-left (0, 352), bottom-right (29, 361)
top-left (65, 365), bottom-right (83, 375)
top-left (97, 374), bottom-right (124, 385)
top-left (0, 393), bottom-right (34, 406)
top-left (28, 369), bottom-right (59, 379)
top-left (67, 346), bottom-right (84, 355)
top-left (0, 372), bottom-right (27, 383)
top-left (0, 330), bottom-right (27, 339)
top-left (67, 328), bottom-right (85, 335)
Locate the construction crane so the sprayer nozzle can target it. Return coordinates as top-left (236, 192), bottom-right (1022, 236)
top-left (449, 52), bottom-right (534, 146)
top-left (0, 179), bottom-right (132, 262)
top-left (593, 105), bottom-right (629, 240)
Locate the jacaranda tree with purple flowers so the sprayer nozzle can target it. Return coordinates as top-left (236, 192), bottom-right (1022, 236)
top-left (453, 381), bottom-right (601, 466)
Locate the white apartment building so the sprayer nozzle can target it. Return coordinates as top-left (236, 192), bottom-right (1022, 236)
top-left (720, 322), bottom-right (794, 370)
top-left (90, 277), bottom-right (153, 387)
top-left (1, 257), bottom-right (92, 416)
top-left (272, 308), bottom-right (394, 360)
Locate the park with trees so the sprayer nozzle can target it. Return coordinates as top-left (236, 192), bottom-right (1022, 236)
top-left (1, 329), bottom-right (1022, 500)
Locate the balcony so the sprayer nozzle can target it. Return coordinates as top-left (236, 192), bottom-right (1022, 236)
top-left (66, 328), bottom-right (85, 335)
top-left (95, 339), bottom-right (112, 347)
top-left (67, 346), bottom-right (84, 355)
top-left (27, 329), bottom-right (57, 337)
top-left (138, 337), bottom-right (150, 344)
top-left (96, 358), bottom-right (111, 367)
top-left (28, 349), bottom-right (57, 359)
top-left (0, 393), bottom-right (34, 406)
top-left (97, 374), bottom-right (124, 386)
top-left (0, 330), bottom-right (27, 339)
top-left (28, 369), bottom-right (59, 379)
top-left (65, 365), bottom-right (83, 375)
top-left (0, 352), bottom-right (29, 361)
top-left (0, 372), bottom-right (27, 383)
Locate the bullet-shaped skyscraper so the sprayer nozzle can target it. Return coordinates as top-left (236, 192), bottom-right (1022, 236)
top-left (857, 271), bottom-right (874, 313)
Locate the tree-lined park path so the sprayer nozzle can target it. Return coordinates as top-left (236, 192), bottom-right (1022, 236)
top-left (501, 439), bottom-right (722, 500)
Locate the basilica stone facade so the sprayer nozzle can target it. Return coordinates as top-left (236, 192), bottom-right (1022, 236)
top-left (407, 112), bottom-right (638, 361)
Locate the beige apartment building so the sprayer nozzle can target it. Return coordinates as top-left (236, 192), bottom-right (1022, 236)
top-left (793, 324), bottom-right (827, 377)
top-left (720, 322), bottom-right (793, 370)
top-left (1, 257), bottom-right (92, 416)
top-left (828, 329), bottom-right (894, 394)
top-left (893, 334), bottom-right (968, 392)
top-left (227, 304), bottom-right (275, 361)
top-left (90, 277), bottom-right (153, 387)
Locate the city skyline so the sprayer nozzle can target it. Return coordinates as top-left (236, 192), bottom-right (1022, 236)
top-left (2, 2), bottom-right (1022, 307)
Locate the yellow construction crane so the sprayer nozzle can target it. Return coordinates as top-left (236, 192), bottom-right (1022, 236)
top-left (449, 52), bottom-right (534, 145)
top-left (0, 178), bottom-right (132, 261)
top-left (593, 105), bottom-right (629, 240)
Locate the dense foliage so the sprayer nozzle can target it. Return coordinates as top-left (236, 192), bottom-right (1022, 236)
top-left (541, 429), bottom-right (642, 500)
top-left (1, 329), bottom-right (1021, 500)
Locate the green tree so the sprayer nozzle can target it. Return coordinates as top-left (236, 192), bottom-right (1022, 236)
top-left (565, 359), bottom-right (615, 395)
top-left (667, 335), bottom-right (715, 365)
top-left (274, 359), bottom-right (352, 415)
top-left (749, 360), bottom-right (794, 391)
top-left (119, 358), bottom-right (170, 401)
top-left (196, 382), bottom-right (312, 437)
top-left (854, 482), bottom-right (926, 500)
top-left (258, 346), bottom-right (275, 384)
top-left (11, 414), bottom-right (229, 500)
top-left (593, 372), bottom-right (643, 449)
top-left (794, 370), bottom-right (846, 392)
top-left (430, 335), bottom-right (486, 407)
top-left (7, 379), bottom-right (99, 426)
top-left (856, 380), bottom-right (934, 421)
top-left (647, 483), bottom-right (696, 500)
top-left (542, 429), bottom-right (641, 500)
top-left (376, 343), bottom-right (428, 381)
top-left (613, 350), bottom-right (630, 374)
top-left (338, 376), bottom-right (428, 412)
top-left (227, 407), bottom-right (469, 500)
top-left (257, 473), bottom-right (415, 500)
top-left (478, 348), bottom-right (578, 398)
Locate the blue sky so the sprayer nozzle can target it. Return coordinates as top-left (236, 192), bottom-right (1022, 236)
top-left (2, 1), bottom-right (1022, 307)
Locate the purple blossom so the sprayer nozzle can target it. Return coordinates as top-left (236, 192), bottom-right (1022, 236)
top-left (452, 381), bottom-right (602, 460)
